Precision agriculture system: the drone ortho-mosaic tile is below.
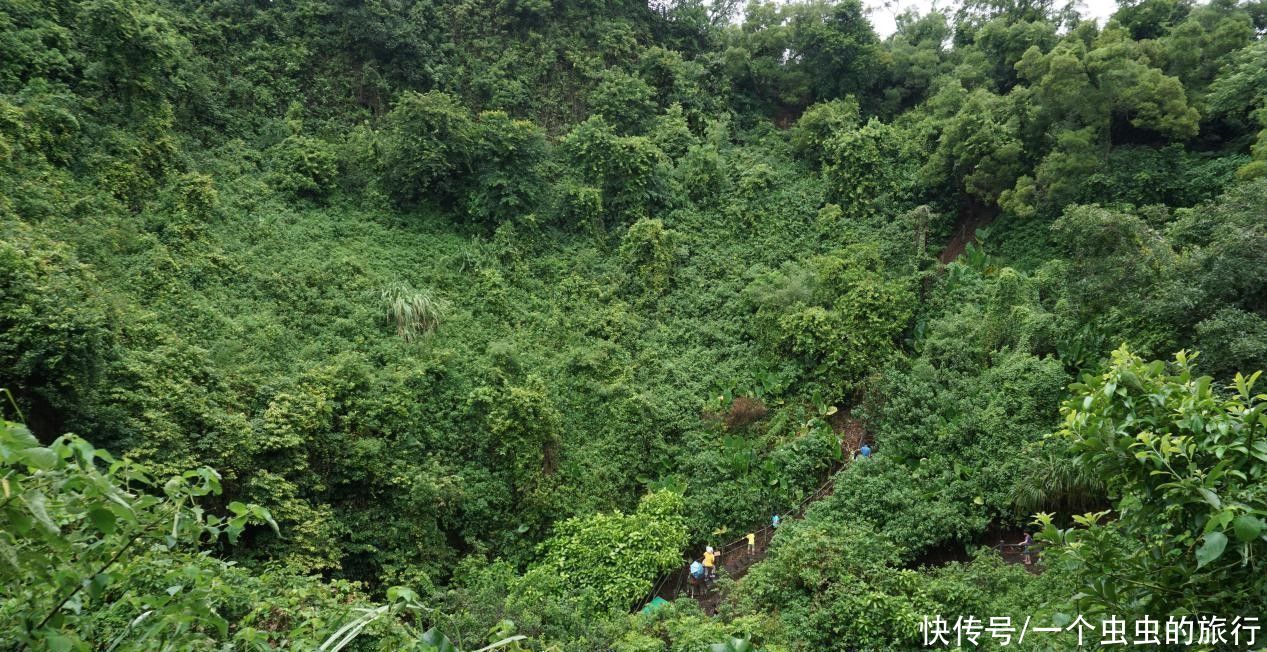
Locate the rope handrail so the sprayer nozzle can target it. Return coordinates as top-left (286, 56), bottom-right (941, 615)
top-left (713, 460), bottom-right (844, 554)
top-left (633, 458), bottom-right (849, 611)
top-left (995, 542), bottom-right (1042, 552)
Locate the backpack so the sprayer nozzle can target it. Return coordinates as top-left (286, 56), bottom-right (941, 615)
top-left (690, 561), bottom-right (704, 578)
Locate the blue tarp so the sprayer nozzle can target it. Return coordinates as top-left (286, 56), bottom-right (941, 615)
top-left (639, 596), bottom-right (670, 615)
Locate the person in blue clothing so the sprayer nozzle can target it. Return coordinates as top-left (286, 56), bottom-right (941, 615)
top-left (857, 442), bottom-right (872, 459)
top-left (771, 514), bottom-right (780, 529)
top-left (688, 559), bottom-right (705, 596)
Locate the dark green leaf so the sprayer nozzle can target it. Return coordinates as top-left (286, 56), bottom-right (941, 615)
top-left (88, 508), bottom-right (116, 535)
top-left (1196, 531), bottom-right (1228, 568)
top-left (1233, 515), bottom-right (1265, 543)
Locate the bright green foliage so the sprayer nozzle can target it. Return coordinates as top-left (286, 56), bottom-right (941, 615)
top-left (0, 417), bottom-right (515, 650)
top-left (922, 88), bottom-right (1024, 204)
top-left (1040, 347), bottom-right (1267, 616)
top-left (0, 417), bottom-right (274, 648)
top-left (560, 116), bottom-right (670, 225)
top-left (822, 119), bottom-right (919, 220)
top-left (840, 350), bottom-right (1067, 558)
top-left (379, 93), bottom-right (547, 224)
top-left (651, 103), bottom-right (697, 160)
top-left (738, 520), bottom-right (934, 649)
top-left (789, 97), bottom-right (860, 164)
top-left (3, 0), bottom-right (1267, 646)
top-left (467, 375), bottom-right (563, 521)
top-left (381, 90), bottom-right (479, 209)
top-left (588, 69), bottom-right (657, 134)
top-left (270, 134), bottom-right (338, 199)
top-left (747, 246), bottom-right (915, 396)
top-left (620, 218), bottom-right (684, 296)
top-left (1206, 40), bottom-right (1267, 178)
top-left (879, 11), bottom-right (953, 114)
top-left (465, 111), bottom-right (547, 224)
top-left (0, 221), bottom-right (114, 431)
top-left (1156, 2), bottom-right (1256, 92)
top-left (518, 491), bottom-right (687, 614)
top-left (722, 0), bottom-right (883, 111)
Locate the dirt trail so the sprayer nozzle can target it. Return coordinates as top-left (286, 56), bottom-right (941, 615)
top-left (646, 474), bottom-right (840, 616)
top-left (636, 411), bottom-right (1037, 617)
top-left (639, 418), bottom-right (865, 616)
top-left (938, 200), bottom-right (998, 264)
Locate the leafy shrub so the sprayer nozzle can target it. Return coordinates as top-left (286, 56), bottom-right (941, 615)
top-left (587, 69), bottom-right (657, 134)
top-left (920, 88), bottom-right (1024, 205)
top-left (560, 116), bottom-right (670, 225)
top-left (737, 519), bottom-right (934, 650)
top-left (0, 220), bottom-right (114, 430)
top-left (735, 162), bottom-right (776, 202)
top-left (269, 134), bottom-right (338, 199)
top-left (465, 110), bottom-right (547, 224)
top-left (0, 419), bottom-right (275, 649)
top-left (651, 103), bottom-right (696, 160)
top-left (381, 90), bottom-right (478, 208)
top-left (1075, 145), bottom-right (1247, 208)
top-left (822, 118), bottom-right (919, 220)
top-left (790, 97), bottom-right (860, 164)
top-left (674, 143), bottom-right (727, 205)
top-left (555, 181), bottom-right (604, 230)
top-left (746, 246), bottom-right (915, 396)
top-left (467, 374), bottom-right (563, 521)
top-left (620, 217), bottom-right (684, 296)
top-left (517, 490), bottom-right (687, 614)
top-left (1040, 348), bottom-right (1267, 617)
top-left (1194, 307), bottom-right (1267, 379)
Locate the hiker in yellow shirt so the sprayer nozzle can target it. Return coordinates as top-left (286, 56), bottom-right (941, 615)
top-left (703, 546), bottom-right (718, 580)
top-left (746, 532), bottom-right (756, 553)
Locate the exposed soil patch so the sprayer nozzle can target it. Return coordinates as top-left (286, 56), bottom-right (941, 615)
top-left (831, 414), bottom-right (869, 455)
top-left (906, 524), bottom-right (1041, 575)
top-left (724, 396), bottom-right (768, 429)
top-left (638, 418), bottom-right (862, 616)
top-left (938, 200), bottom-right (998, 264)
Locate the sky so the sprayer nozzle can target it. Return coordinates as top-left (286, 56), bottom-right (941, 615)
top-left (864, 0), bottom-right (1122, 37)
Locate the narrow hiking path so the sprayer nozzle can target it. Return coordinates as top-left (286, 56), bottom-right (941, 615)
top-left (938, 200), bottom-right (998, 264)
top-left (637, 418), bottom-right (868, 616)
top-left (636, 406), bottom-right (1040, 616)
top-left (634, 216), bottom-right (1027, 617)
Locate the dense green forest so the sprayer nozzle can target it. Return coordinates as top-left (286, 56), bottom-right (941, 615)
top-left (2, 0), bottom-right (1267, 648)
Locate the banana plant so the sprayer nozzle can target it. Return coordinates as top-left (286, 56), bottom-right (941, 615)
top-left (762, 458), bottom-right (789, 494)
top-left (722, 435), bottom-right (757, 476)
top-left (709, 638), bottom-right (756, 652)
top-left (807, 388), bottom-right (837, 419)
top-left (318, 587), bottom-right (526, 652)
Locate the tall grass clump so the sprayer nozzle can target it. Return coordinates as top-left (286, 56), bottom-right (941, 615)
top-left (382, 284), bottom-right (445, 342)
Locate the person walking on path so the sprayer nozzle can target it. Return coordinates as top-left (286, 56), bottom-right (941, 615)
top-left (746, 532), bottom-right (756, 554)
top-left (703, 546), bottom-right (718, 580)
top-left (688, 559), bottom-right (704, 596)
top-left (857, 442), bottom-right (872, 459)
top-left (1018, 532), bottom-right (1034, 566)
top-left (771, 514), bottom-right (780, 530)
